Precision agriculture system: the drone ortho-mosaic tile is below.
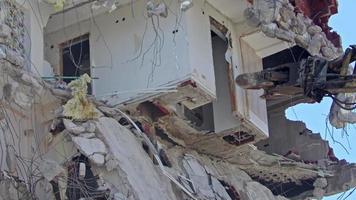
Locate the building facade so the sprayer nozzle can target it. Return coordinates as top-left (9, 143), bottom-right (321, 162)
top-left (0, 0), bottom-right (354, 199)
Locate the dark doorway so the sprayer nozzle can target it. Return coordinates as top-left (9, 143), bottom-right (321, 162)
top-left (61, 34), bottom-right (91, 93)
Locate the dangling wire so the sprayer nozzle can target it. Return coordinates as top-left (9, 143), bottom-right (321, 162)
top-left (323, 91), bottom-right (356, 111)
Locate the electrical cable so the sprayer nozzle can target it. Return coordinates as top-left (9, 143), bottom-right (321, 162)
top-left (323, 91), bottom-right (356, 110)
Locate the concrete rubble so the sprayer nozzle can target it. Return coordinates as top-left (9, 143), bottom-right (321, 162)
top-left (63, 119), bottom-right (86, 135)
top-left (329, 92), bottom-right (356, 128)
top-left (0, 171), bottom-right (33, 200)
top-left (1, 60), bottom-right (355, 199)
top-left (245, 0), bottom-right (343, 60)
top-left (0, 0), bottom-right (355, 200)
top-left (71, 137), bottom-right (107, 165)
top-left (13, 90), bottom-right (351, 199)
top-left (38, 159), bottom-right (65, 181)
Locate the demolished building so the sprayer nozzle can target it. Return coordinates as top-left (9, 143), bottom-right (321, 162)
top-left (0, 0), bottom-right (356, 199)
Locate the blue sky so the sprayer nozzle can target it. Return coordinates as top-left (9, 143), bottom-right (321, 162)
top-left (285, 1), bottom-right (356, 199)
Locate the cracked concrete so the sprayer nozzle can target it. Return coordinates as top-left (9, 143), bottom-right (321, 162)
top-left (0, 1), bottom-right (355, 200)
top-left (245, 0), bottom-right (342, 60)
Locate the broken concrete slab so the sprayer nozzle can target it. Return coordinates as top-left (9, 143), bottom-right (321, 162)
top-left (0, 47), bottom-right (5, 60)
top-left (38, 159), bottom-right (64, 181)
top-left (308, 33), bottom-right (324, 56)
top-left (89, 154), bottom-right (105, 166)
top-left (182, 155), bottom-right (227, 199)
top-left (0, 24), bottom-right (11, 39)
top-left (71, 136), bottom-right (107, 156)
top-left (82, 121), bottom-right (96, 132)
top-left (71, 136), bottom-right (107, 166)
top-left (245, 0), bottom-right (342, 60)
top-left (0, 172), bottom-right (32, 200)
top-left (95, 117), bottom-right (177, 200)
top-left (63, 119), bottom-right (85, 135)
top-left (211, 176), bottom-right (232, 200)
top-left (329, 93), bottom-right (356, 128)
top-left (322, 46), bottom-right (336, 58)
top-left (325, 164), bottom-right (356, 196)
top-left (314, 178), bottom-right (328, 188)
top-left (0, 46), bottom-right (25, 67)
top-left (1, 76), bottom-right (36, 109)
top-left (34, 179), bottom-right (56, 200)
top-left (53, 106), bottom-right (64, 117)
top-left (113, 192), bottom-right (126, 200)
top-left (105, 154), bottom-right (119, 172)
top-left (244, 181), bottom-right (284, 200)
top-left (307, 25), bottom-right (322, 35)
top-left (79, 132), bottom-right (96, 139)
top-left (98, 106), bottom-right (118, 117)
top-left (20, 73), bottom-right (43, 93)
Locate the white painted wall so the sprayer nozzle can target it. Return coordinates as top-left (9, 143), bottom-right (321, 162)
top-left (239, 39), bottom-right (269, 136)
top-left (185, 0), bottom-right (216, 97)
top-left (44, 0), bottom-right (272, 136)
top-left (45, 0), bottom-right (216, 105)
top-left (211, 35), bottom-right (240, 133)
top-left (45, 0), bottom-right (134, 34)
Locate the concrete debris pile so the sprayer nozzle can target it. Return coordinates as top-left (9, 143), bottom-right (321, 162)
top-left (0, 67), bottom-right (354, 199)
top-left (44, 108), bottom-right (294, 200)
top-left (244, 0), bottom-right (342, 60)
top-left (0, 0), bottom-right (44, 109)
top-left (0, 60), bottom-right (43, 109)
top-left (181, 154), bottom-right (288, 200)
top-left (33, 82), bottom-right (355, 200)
top-left (0, 171), bottom-right (33, 200)
top-left (329, 92), bottom-right (356, 128)
top-left (0, 0), bottom-right (26, 68)
top-left (1, 0), bottom-right (356, 199)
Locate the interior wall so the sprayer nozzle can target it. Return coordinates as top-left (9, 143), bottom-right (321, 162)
top-left (211, 35), bottom-right (240, 133)
top-left (44, 0), bottom-right (270, 137)
top-left (184, 0), bottom-right (217, 97)
top-left (172, 0), bottom-right (269, 134)
top-left (240, 40), bottom-right (269, 136)
top-left (45, 0), bottom-right (192, 104)
top-left (200, 2), bottom-right (270, 136)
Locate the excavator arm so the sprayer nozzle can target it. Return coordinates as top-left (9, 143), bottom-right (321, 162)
top-left (236, 45), bottom-right (356, 103)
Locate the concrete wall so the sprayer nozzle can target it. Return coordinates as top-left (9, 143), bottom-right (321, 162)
top-left (14, 0), bottom-right (52, 75)
top-left (207, 4), bottom-right (270, 136)
top-left (211, 35), bottom-right (240, 133)
top-left (256, 107), bottom-right (329, 161)
top-left (185, 0), bottom-right (216, 97)
top-left (45, 0), bottom-right (219, 105)
top-left (0, 0), bottom-right (57, 184)
top-left (239, 40), bottom-right (269, 135)
top-left (0, 67), bottom-right (61, 182)
top-left (44, 0), bottom-right (270, 136)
